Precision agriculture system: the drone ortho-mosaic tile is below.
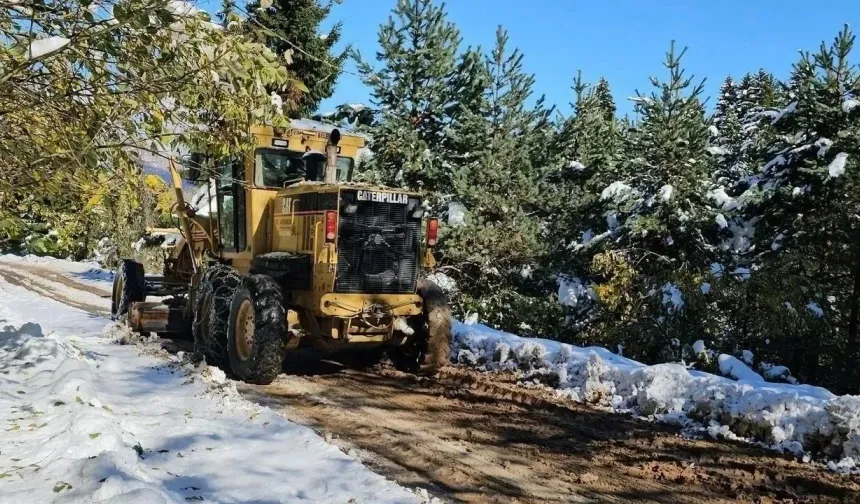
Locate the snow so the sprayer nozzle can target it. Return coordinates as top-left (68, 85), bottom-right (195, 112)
top-left (842, 98), bottom-right (860, 114)
top-left (769, 101), bottom-right (798, 124)
top-left (742, 349), bottom-right (754, 365)
top-left (732, 267), bottom-right (751, 281)
top-left (425, 271), bottom-right (457, 293)
top-left (600, 181), bottom-right (634, 202)
top-left (700, 282), bottom-right (711, 294)
top-left (661, 283), bottom-right (684, 312)
top-left (715, 213), bottom-right (728, 229)
top-left (807, 301), bottom-right (824, 318)
top-left (707, 146), bottom-right (729, 156)
top-left (447, 201), bottom-right (466, 227)
top-left (0, 271), bottom-right (419, 503)
top-left (815, 138), bottom-right (833, 158)
top-left (828, 152), bottom-right (849, 179)
top-left (658, 184), bottom-right (673, 202)
top-left (706, 187), bottom-right (740, 211)
top-left (719, 354), bottom-right (764, 383)
top-left (692, 340), bottom-right (706, 355)
top-left (27, 37), bottom-right (70, 60)
top-left (708, 125), bottom-right (719, 136)
top-left (452, 322), bottom-right (860, 465)
top-left (568, 160), bottom-right (586, 171)
top-left (270, 91), bottom-right (284, 115)
top-left (557, 276), bottom-right (593, 308)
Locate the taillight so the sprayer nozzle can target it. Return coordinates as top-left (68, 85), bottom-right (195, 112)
top-left (325, 210), bottom-right (337, 242)
top-left (426, 218), bottom-right (438, 247)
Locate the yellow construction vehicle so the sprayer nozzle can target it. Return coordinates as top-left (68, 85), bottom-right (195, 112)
top-left (111, 121), bottom-right (450, 384)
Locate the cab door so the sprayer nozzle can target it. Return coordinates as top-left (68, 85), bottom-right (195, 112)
top-left (216, 157), bottom-right (247, 252)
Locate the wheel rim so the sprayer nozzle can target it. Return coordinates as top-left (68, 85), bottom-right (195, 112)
top-left (234, 299), bottom-right (255, 361)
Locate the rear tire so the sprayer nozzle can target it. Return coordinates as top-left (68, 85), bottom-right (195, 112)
top-left (390, 278), bottom-right (452, 374)
top-left (192, 264), bottom-right (241, 368)
top-left (227, 274), bottom-right (287, 385)
top-left (111, 259), bottom-right (145, 320)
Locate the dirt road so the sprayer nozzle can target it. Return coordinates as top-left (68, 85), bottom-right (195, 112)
top-left (2, 258), bottom-right (859, 503)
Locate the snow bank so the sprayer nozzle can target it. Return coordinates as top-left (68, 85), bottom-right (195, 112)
top-left (452, 321), bottom-right (860, 467)
top-left (0, 277), bottom-right (420, 503)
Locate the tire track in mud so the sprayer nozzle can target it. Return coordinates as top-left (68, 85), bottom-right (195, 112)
top-left (241, 364), bottom-right (860, 504)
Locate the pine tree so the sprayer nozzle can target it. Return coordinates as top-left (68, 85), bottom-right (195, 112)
top-left (443, 27), bottom-right (559, 336)
top-left (354, 0), bottom-right (471, 196)
top-left (746, 26), bottom-right (860, 390)
top-left (246, 0), bottom-right (347, 116)
top-left (711, 76), bottom-right (746, 186)
top-left (593, 77), bottom-right (617, 121)
top-left (575, 42), bottom-right (720, 360)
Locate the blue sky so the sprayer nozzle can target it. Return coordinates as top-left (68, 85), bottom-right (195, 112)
top-left (213, 1), bottom-right (859, 117)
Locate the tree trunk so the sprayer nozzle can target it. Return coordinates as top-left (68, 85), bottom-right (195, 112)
top-left (845, 237), bottom-right (860, 389)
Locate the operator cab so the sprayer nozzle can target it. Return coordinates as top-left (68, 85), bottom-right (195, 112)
top-left (255, 148), bottom-right (354, 187)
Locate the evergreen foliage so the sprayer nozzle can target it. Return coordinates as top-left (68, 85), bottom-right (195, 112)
top-left (245, 0), bottom-right (346, 116)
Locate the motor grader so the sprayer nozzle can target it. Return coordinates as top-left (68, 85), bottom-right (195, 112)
top-left (111, 122), bottom-right (451, 384)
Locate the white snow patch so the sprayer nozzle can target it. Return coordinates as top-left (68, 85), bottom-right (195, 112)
top-left (718, 354), bottom-right (764, 383)
top-left (715, 213), bottom-right (728, 229)
top-left (742, 350), bottom-right (754, 365)
top-left (842, 98), bottom-right (860, 114)
top-left (807, 301), bottom-right (824, 318)
top-left (661, 283), bottom-right (684, 312)
top-left (27, 36), bottom-right (70, 60)
top-left (708, 146), bottom-right (730, 156)
top-left (708, 125), bottom-right (719, 136)
top-left (600, 181), bottom-right (634, 202)
top-left (700, 282), bottom-right (711, 295)
top-left (815, 138), bottom-right (833, 158)
top-left (828, 152), bottom-right (849, 179)
top-left (707, 187), bottom-right (740, 211)
top-left (692, 340), bottom-right (706, 355)
top-left (447, 201), bottom-right (467, 228)
top-left (557, 276), bottom-right (593, 308)
top-left (658, 184), bottom-right (673, 202)
top-left (426, 271), bottom-right (457, 293)
top-left (569, 160), bottom-right (586, 171)
top-left (769, 101), bottom-right (798, 123)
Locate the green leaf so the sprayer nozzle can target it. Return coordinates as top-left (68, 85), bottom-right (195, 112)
top-left (89, 432), bottom-right (101, 439)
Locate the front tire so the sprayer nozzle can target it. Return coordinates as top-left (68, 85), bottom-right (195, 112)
top-left (192, 264), bottom-right (241, 368)
top-left (111, 259), bottom-right (145, 320)
top-left (227, 274), bottom-right (287, 384)
top-left (390, 278), bottom-right (452, 374)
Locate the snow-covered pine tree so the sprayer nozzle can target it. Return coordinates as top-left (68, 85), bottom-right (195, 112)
top-left (744, 26), bottom-right (860, 390)
top-left (545, 73), bottom-right (623, 333)
top-left (245, 0), bottom-right (346, 116)
top-left (443, 26), bottom-right (560, 337)
top-left (576, 42), bottom-right (721, 360)
top-left (710, 76), bottom-right (746, 186)
top-left (354, 0), bottom-right (471, 195)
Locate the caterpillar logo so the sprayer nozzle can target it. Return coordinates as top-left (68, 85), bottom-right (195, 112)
top-left (356, 190), bottom-right (408, 204)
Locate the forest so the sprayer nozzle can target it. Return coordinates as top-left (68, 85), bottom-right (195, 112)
top-left (1, 0), bottom-right (859, 392)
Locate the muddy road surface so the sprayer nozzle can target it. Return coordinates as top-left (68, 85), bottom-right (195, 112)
top-left (2, 258), bottom-right (859, 503)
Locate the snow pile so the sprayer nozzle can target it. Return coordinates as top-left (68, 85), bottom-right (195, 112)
top-left (452, 321), bottom-right (860, 466)
top-left (0, 276), bottom-right (420, 503)
top-left (658, 184), bottom-right (673, 202)
top-left (569, 160), bottom-right (586, 171)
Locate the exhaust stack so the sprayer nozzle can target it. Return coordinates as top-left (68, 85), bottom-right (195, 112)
top-left (325, 128), bottom-right (341, 184)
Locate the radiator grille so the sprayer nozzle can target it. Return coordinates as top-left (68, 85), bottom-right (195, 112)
top-left (335, 191), bottom-right (420, 294)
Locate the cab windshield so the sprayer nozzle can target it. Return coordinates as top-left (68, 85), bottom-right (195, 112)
top-left (254, 148), bottom-right (354, 188)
